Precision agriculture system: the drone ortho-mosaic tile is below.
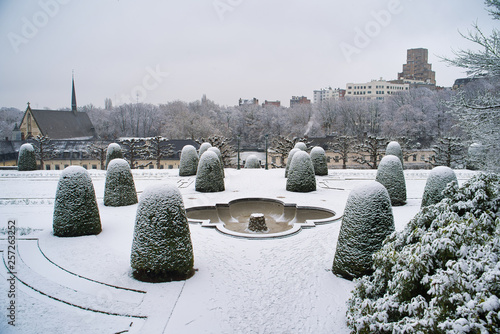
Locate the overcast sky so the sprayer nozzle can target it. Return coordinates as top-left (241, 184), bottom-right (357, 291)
top-left (0, 0), bottom-right (497, 109)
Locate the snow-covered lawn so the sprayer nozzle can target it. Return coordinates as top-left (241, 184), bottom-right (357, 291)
top-left (0, 168), bottom-right (476, 334)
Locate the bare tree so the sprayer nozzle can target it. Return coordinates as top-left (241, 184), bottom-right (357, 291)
top-left (427, 137), bottom-right (466, 168)
top-left (197, 135), bottom-right (234, 168)
top-left (329, 135), bottom-right (356, 169)
top-left (119, 138), bottom-right (149, 169)
top-left (353, 135), bottom-right (387, 169)
top-left (146, 136), bottom-right (174, 169)
top-left (86, 140), bottom-right (109, 170)
top-left (30, 135), bottom-right (58, 170)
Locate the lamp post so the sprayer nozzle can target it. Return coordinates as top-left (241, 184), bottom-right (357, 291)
top-left (265, 134), bottom-right (269, 170)
top-left (237, 135), bottom-right (240, 170)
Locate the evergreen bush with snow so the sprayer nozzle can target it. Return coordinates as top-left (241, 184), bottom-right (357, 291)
top-left (346, 173), bottom-right (500, 333)
top-left (332, 181), bottom-right (394, 280)
top-left (294, 142), bottom-right (307, 151)
top-left (375, 155), bottom-right (407, 206)
top-left (421, 166), bottom-right (458, 208)
top-left (198, 142), bottom-right (212, 157)
top-left (208, 146), bottom-right (225, 177)
top-left (130, 184), bottom-right (194, 282)
top-left (179, 145), bottom-right (199, 176)
top-left (310, 146), bottom-right (328, 176)
top-left (195, 151), bottom-right (225, 192)
top-left (386, 141), bottom-right (403, 167)
top-left (244, 154), bottom-right (261, 169)
top-left (285, 148), bottom-right (300, 178)
top-left (105, 143), bottom-right (123, 169)
top-left (286, 151), bottom-right (316, 192)
top-left (104, 159), bottom-right (137, 207)
top-left (17, 143), bottom-right (37, 171)
top-left (53, 166), bottom-right (101, 237)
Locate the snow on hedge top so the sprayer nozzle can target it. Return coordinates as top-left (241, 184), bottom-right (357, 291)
top-left (104, 158), bottom-right (137, 207)
top-left (107, 158), bottom-right (130, 171)
top-left (179, 145), bottom-right (199, 176)
top-left (198, 142), bottom-right (212, 157)
top-left (421, 166), bottom-right (458, 207)
top-left (195, 151), bottom-right (225, 192)
top-left (20, 143), bottom-right (34, 153)
top-left (244, 154), bottom-right (261, 168)
top-left (106, 143), bottom-right (123, 168)
top-left (294, 142), bottom-right (307, 151)
top-left (286, 151), bottom-right (316, 192)
top-left (310, 146), bottom-right (328, 176)
top-left (285, 148), bottom-right (301, 177)
top-left (386, 141), bottom-right (403, 163)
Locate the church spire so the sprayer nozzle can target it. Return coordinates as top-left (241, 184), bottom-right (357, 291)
top-left (71, 71), bottom-right (77, 112)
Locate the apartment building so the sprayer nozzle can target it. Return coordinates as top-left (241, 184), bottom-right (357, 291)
top-left (345, 79), bottom-right (409, 101)
top-left (313, 87), bottom-right (346, 104)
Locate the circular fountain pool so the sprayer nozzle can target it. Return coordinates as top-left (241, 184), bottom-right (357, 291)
top-left (186, 198), bottom-right (339, 239)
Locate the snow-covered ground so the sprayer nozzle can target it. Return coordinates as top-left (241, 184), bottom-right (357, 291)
top-left (0, 168), bottom-right (476, 333)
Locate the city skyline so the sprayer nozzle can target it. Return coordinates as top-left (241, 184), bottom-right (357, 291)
top-left (0, 1), bottom-right (496, 109)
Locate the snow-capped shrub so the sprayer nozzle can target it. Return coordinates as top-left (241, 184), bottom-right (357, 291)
top-left (310, 146), bottom-right (328, 176)
top-left (105, 143), bottom-right (123, 169)
top-left (198, 142), bottom-right (212, 157)
top-left (386, 141), bottom-right (403, 167)
top-left (286, 151), bottom-right (316, 192)
top-left (104, 159), bottom-right (137, 207)
top-left (375, 155), bottom-right (407, 206)
top-left (195, 151), bottom-right (225, 192)
top-left (332, 181), bottom-right (394, 280)
top-left (294, 142), bottom-right (307, 151)
top-left (244, 154), bottom-right (261, 169)
top-left (53, 166), bottom-right (101, 237)
top-left (285, 148), bottom-right (300, 178)
top-left (17, 143), bottom-right (37, 171)
top-left (130, 184), bottom-right (194, 282)
top-left (208, 146), bottom-right (225, 177)
top-left (346, 173), bottom-right (500, 334)
top-left (421, 166), bottom-right (458, 208)
top-left (179, 145), bottom-right (199, 176)
top-left (466, 143), bottom-right (486, 170)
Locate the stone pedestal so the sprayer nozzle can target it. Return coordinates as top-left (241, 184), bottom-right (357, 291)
top-left (248, 213), bottom-right (267, 232)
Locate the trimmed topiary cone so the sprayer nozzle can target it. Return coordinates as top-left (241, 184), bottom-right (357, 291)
top-left (198, 142), bottom-right (212, 157)
top-left (105, 143), bottom-right (123, 169)
top-left (294, 142), bottom-right (307, 151)
top-left (310, 146), bottom-right (328, 176)
top-left (332, 181), bottom-right (394, 280)
top-left (244, 154), bottom-right (261, 168)
top-left (286, 151), bottom-right (316, 192)
top-left (130, 184), bottom-right (194, 282)
top-left (208, 146), bottom-right (225, 177)
top-left (285, 148), bottom-right (300, 178)
top-left (179, 145), bottom-right (199, 176)
top-left (375, 155), bottom-right (407, 206)
top-left (195, 151), bottom-right (225, 192)
top-left (104, 159), bottom-right (138, 207)
top-left (421, 166), bottom-right (458, 208)
top-left (386, 141), bottom-right (403, 167)
top-left (18, 143), bottom-right (37, 171)
top-left (53, 166), bottom-right (101, 237)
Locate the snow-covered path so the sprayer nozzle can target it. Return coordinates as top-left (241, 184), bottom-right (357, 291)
top-left (0, 168), bottom-right (475, 333)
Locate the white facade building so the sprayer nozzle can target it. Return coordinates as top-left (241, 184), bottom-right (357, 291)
top-left (345, 79), bottom-right (409, 101)
top-left (313, 87), bottom-right (345, 104)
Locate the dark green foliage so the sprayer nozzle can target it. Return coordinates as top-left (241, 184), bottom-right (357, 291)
top-left (104, 159), bottom-right (138, 207)
top-left (179, 145), bottom-right (199, 176)
top-left (195, 151), bottom-right (225, 192)
top-left (286, 151), bottom-right (316, 192)
top-left (375, 155), bottom-right (407, 206)
top-left (332, 181), bottom-right (394, 280)
top-left (105, 143), bottom-right (123, 169)
top-left (53, 166), bottom-right (101, 237)
top-left (310, 146), bottom-right (328, 176)
top-left (386, 141), bottom-right (403, 167)
top-left (18, 143), bottom-right (37, 171)
top-left (421, 166), bottom-right (458, 207)
top-left (130, 184), bottom-right (194, 282)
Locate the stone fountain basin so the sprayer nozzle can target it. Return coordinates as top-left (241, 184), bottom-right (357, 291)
top-left (186, 198), bottom-right (339, 239)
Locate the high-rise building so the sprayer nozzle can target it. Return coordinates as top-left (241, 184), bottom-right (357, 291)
top-left (398, 48), bottom-right (436, 85)
top-left (313, 87), bottom-right (346, 104)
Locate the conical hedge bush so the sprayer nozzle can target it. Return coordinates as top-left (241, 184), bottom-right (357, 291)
top-left (285, 148), bottom-right (300, 178)
top-left (310, 146), bottom-right (328, 176)
top-left (179, 145), bottom-right (199, 176)
top-left (18, 143), bottom-right (37, 171)
top-left (386, 141), bottom-right (403, 167)
top-left (332, 181), bottom-right (394, 280)
top-left (53, 166), bottom-right (101, 237)
top-left (421, 166), bottom-right (458, 207)
top-left (244, 154), bottom-right (261, 168)
top-left (286, 151), bottom-right (316, 192)
top-left (104, 158), bottom-right (138, 207)
top-left (105, 143), bottom-right (123, 169)
top-left (130, 184), bottom-right (194, 282)
top-left (195, 151), bottom-right (225, 192)
top-left (375, 155), bottom-right (407, 206)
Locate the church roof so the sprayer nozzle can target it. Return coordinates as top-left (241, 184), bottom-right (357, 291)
top-left (27, 108), bottom-right (96, 139)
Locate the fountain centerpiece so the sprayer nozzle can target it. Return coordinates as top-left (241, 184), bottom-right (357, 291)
top-left (186, 198), bottom-right (339, 239)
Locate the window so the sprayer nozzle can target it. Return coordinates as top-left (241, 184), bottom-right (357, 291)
top-left (149, 164), bottom-right (154, 169)
top-left (92, 165), bottom-right (97, 169)
top-left (45, 165), bottom-right (51, 170)
top-left (168, 165), bottom-right (173, 169)
top-left (421, 155), bottom-right (426, 161)
top-left (160, 165), bottom-right (164, 169)
top-left (55, 165), bottom-right (60, 170)
top-left (82, 164), bottom-right (87, 169)
top-left (64, 165), bottom-right (69, 168)
top-left (412, 155), bottom-right (417, 162)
